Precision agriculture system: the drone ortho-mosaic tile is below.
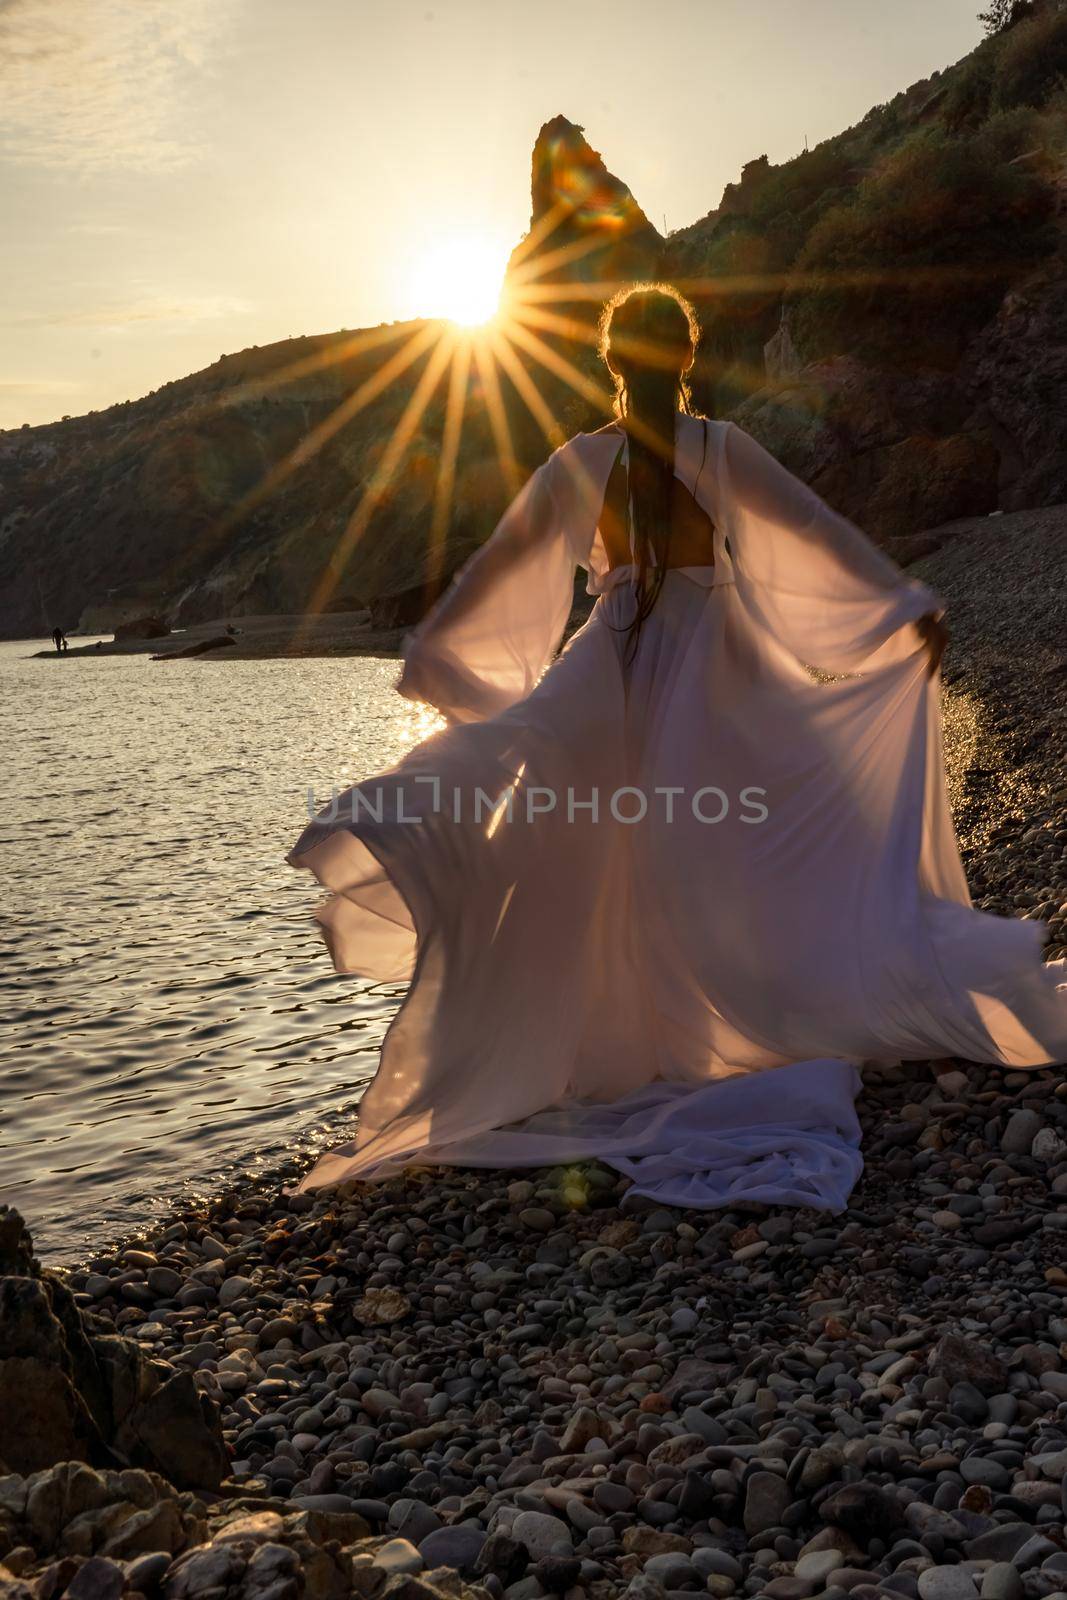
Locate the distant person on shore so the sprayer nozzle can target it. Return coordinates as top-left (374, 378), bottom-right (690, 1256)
top-left (287, 280), bottom-right (1066, 1210)
top-left (51, 627), bottom-right (63, 653)
top-left (61, 633), bottom-right (68, 652)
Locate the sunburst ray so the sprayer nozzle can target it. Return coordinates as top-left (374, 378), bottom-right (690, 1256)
top-left (222, 321), bottom-right (413, 409)
top-left (488, 327), bottom-right (560, 446)
top-left (507, 228), bottom-right (622, 291)
top-left (472, 335), bottom-right (522, 498)
top-left (504, 198), bottom-right (574, 274)
top-left (427, 333), bottom-right (473, 587)
top-left (500, 318), bottom-right (615, 423)
top-left (202, 323), bottom-right (441, 553)
top-left (301, 330), bottom-right (455, 622)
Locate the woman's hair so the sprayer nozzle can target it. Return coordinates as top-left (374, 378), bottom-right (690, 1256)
top-left (596, 281), bottom-right (702, 664)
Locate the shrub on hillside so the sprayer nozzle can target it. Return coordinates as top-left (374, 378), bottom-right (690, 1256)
top-left (992, 6), bottom-right (1067, 110)
top-left (942, 10), bottom-right (1067, 128)
top-left (790, 125), bottom-right (1056, 367)
top-left (747, 143), bottom-right (857, 231)
top-left (942, 40), bottom-right (999, 128)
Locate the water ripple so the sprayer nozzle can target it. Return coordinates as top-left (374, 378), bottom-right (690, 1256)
top-left (0, 641), bottom-right (423, 1261)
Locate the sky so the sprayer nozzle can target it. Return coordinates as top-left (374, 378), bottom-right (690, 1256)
top-left (0, 0), bottom-right (987, 431)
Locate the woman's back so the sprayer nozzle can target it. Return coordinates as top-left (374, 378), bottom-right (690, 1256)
top-left (597, 422), bottom-right (717, 573)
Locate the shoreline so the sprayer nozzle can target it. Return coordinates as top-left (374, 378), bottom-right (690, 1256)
top-left (19, 611), bottom-right (408, 661)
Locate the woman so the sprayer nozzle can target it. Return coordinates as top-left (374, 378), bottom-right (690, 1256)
top-left (288, 283), bottom-right (1066, 1209)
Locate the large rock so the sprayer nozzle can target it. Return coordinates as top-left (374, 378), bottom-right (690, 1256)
top-left (152, 634), bottom-right (236, 660)
top-left (520, 115), bottom-right (664, 329)
top-left (731, 357), bottom-right (997, 541)
top-left (112, 615), bottom-right (170, 641)
top-left (0, 1209), bottom-right (227, 1490)
top-left (966, 264), bottom-right (1067, 510)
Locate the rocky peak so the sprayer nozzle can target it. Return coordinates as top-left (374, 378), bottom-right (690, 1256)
top-left (509, 115), bottom-right (664, 311)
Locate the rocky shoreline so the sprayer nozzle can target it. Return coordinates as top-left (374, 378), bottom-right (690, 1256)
top-left (2, 1049), bottom-right (1066, 1600)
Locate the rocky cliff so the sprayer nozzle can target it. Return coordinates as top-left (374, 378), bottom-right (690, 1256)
top-left (2, 6), bottom-right (1066, 636)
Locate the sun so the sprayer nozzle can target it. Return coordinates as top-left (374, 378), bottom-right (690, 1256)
top-left (406, 232), bottom-right (510, 328)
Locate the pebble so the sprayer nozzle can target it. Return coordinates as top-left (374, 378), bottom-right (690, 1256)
top-left (1000, 1110), bottom-right (1043, 1154)
top-left (419, 1525), bottom-right (487, 1569)
top-left (918, 1574), bottom-right (979, 1600)
top-left (980, 1565), bottom-right (1024, 1600)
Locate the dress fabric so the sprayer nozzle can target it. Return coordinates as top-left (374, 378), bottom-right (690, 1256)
top-left (287, 412), bottom-right (1067, 1206)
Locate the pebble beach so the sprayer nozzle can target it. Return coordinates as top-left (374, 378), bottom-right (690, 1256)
top-left (2, 1049), bottom-right (1065, 1600)
top-left (2, 507), bottom-right (1065, 1600)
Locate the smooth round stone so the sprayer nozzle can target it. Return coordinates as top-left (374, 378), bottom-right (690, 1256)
top-left (146, 1265), bottom-right (182, 1297)
top-left (371, 1539), bottom-right (423, 1576)
top-left (917, 1569), bottom-right (979, 1600)
top-left (960, 1456), bottom-right (1010, 1489)
top-left (126, 1553), bottom-right (171, 1592)
top-left (290, 1494), bottom-right (358, 1514)
top-left (743, 1470), bottom-right (792, 1535)
top-left (987, 1395), bottom-right (1018, 1425)
top-left (519, 1208), bottom-right (556, 1232)
top-left (418, 1526), bottom-right (486, 1569)
top-left (511, 1510), bottom-right (574, 1558)
top-left (706, 1577), bottom-right (736, 1598)
top-left (594, 1481), bottom-right (634, 1514)
top-left (1000, 1110), bottom-right (1042, 1154)
top-left (693, 1550), bottom-right (743, 1582)
top-left (949, 1384), bottom-right (988, 1424)
top-left (388, 1498), bottom-right (442, 1543)
top-left (796, 1551), bottom-right (846, 1584)
top-left (121, 1249), bottom-right (158, 1269)
top-left (216, 1371), bottom-right (249, 1393)
top-left (348, 1499), bottom-right (390, 1523)
top-left (293, 1408), bottom-right (325, 1434)
top-left (218, 1275), bottom-right (253, 1307)
top-left (643, 1553), bottom-right (697, 1587)
top-left (981, 1565), bottom-right (1024, 1600)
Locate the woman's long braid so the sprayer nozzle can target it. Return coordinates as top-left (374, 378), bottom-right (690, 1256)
top-left (621, 366), bottom-right (675, 666)
top-left (596, 282), bottom-right (702, 667)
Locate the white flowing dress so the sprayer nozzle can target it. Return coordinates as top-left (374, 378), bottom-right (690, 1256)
top-left (287, 412), bottom-right (1067, 1209)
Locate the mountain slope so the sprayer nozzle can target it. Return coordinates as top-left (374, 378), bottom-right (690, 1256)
top-left (2, 7), bottom-right (1066, 637)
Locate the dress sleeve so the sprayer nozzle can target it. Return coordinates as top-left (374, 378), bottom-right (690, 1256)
top-left (719, 420), bottom-right (944, 674)
top-left (395, 445), bottom-right (577, 724)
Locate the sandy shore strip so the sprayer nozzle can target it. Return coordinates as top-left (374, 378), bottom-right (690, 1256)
top-left (26, 611), bottom-right (409, 661)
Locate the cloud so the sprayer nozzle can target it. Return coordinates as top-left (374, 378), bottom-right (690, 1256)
top-left (6, 293), bottom-right (254, 328)
top-left (0, 0), bottom-right (234, 171)
top-left (0, 378), bottom-right (83, 395)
